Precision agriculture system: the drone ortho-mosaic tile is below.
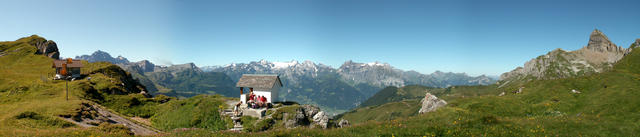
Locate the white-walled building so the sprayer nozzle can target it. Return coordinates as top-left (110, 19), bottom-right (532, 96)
top-left (236, 74), bottom-right (282, 104)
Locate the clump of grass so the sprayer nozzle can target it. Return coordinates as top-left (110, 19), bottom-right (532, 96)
top-left (14, 111), bottom-right (75, 128)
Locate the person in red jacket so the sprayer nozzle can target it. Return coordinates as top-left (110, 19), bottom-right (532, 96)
top-left (248, 91), bottom-right (255, 108)
top-left (256, 95), bottom-right (263, 108)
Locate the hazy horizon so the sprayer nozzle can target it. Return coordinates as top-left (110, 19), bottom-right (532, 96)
top-left (2, 0), bottom-right (640, 76)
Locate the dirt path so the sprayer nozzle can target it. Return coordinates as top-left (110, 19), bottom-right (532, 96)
top-left (61, 104), bottom-right (159, 136)
top-left (401, 101), bottom-right (411, 107)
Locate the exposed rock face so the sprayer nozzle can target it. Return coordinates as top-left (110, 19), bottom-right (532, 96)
top-left (418, 93), bottom-right (447, 114)
top-left (587, 30), bottom-right (625, 54)
top-left (337, 61), bottom-right (405, 87)
top-left (501, 29), bottom-right (629, 81)
top-left (129, 60), bottom-right (155, 73)
top-left (33, 40), bottom-right (60, 59)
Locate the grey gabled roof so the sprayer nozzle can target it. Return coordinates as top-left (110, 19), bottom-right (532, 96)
top-left (52, 60), bottom-right (84, 68)
top-left (235, 74), bottom-right (283, 91)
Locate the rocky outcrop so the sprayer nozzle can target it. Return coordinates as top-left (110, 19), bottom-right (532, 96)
top-left (14, 35), bottom-right (60, 59)
top-left (283, 107), bottom-right (307, 128)
top-left (501, 29), bottom-right (629, 81)
top-left (271, 105), bottom-right (332, 129)
top-left (418, 93), bottom-right (447, 114)
top-left (33, 39), bottom-right (60, 59)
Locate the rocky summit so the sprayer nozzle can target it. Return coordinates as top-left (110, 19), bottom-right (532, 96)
top-left (500, 29), bottom-right (629, 81)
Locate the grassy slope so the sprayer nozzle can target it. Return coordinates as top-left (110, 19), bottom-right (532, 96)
top-left (151, 94), bottom-right (233, 131)
top-left (0, 36), bottom-right (235, 136)
top-left (172, 45), bottom-right (640, 136)
top-left (0, 35), bottom-right (131, 136)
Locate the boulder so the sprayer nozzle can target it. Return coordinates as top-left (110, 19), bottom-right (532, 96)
top-left (312, 111), bottom-right (329, 129)
top-left (337, 119), bottom-right (350, 128)
top-left (498, 92), bottom-right (505, 96)
top-left (571, 89), bottom-right (581, 94)
top-left (418, 93), bottom-right (447, 114)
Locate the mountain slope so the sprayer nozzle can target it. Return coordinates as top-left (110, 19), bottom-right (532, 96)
top-left (358, 85), bottom-right (433, 108)
top-left (146, 63), bottom-right (237, 97)
top-left (501, 29), bottom-right (629, 82)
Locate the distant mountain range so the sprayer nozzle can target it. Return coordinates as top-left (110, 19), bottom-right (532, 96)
top-left (76, 51), bottom-right (237, 98)
top-left (76, 51), bottom-right (497, 114)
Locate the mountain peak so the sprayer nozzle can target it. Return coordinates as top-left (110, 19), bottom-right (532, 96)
top-left (632, 39), bottom-right (640, 49)
top-left (76, 50), bottom-right (130, 64)
top-left (586, 29), bottom-right (620, 52)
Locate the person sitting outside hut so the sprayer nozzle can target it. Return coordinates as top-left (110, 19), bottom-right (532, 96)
top-left (248, 91), bottom-right (256, 108)
top-left (261, 96), bottom-right (268, 108)
top-left (256, 95), bottom-right (264, 108)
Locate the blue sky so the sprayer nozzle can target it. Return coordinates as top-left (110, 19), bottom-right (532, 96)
top-left (1, 0), bottom-right (639, 76)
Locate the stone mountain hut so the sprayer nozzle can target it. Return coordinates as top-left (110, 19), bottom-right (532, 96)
top-left (236, 74), bottom-right (282, 104)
